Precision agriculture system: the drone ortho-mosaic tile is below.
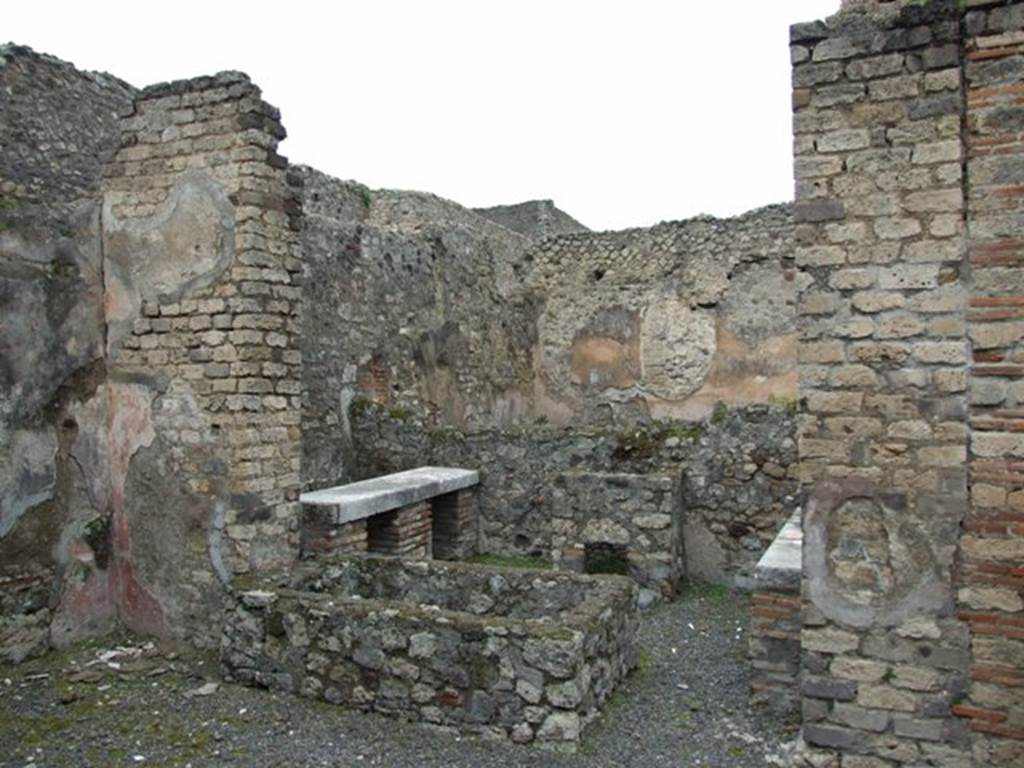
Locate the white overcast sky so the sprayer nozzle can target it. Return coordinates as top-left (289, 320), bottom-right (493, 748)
top-left (8, 1), bottom-right (838, 231)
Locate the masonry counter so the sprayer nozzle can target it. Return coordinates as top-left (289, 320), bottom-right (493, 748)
top-left (221, 556), bottom-right (640, 749)
top-left (299, 467), bottom-right (480, 560)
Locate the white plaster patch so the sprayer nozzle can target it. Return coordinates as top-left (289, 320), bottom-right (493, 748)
top-left (640, 296), bottom-right (715, 400)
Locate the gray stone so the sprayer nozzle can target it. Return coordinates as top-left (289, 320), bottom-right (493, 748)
top-left (893, 717), bottom-right (945, 741)
top-left (464, 690), bottom-right (497, 723)
top-left (803, 724), bottom-right (865, 751)
top-left (795, 199), bottom-right (846, 223)
top-left (352, 646), bottom-right (385, 671)
top-left (546, 679), bottom-right (584, 709)
top-left (802, 675), bottom-right (857, 702)
top-left (409, 632), bottom-right (438, 659)
top-left (300, 466), bottom-right (479, 524)
top-left (536, 711), bottom-right (581, 742)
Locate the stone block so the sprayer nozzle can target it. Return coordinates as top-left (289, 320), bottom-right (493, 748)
top-left (804, 724), bottom-right (866, 751)
top-left (878, 265), bottom-right (940, 290)
top-left (857, 684), bottom-right (918, 712)
top-left (804, 627), bottom-right (861, 654)
top-left (893, 717), bottom-right (945, 741)
top-left (832, 703), bottom-right (891, 732)
top-left (796, 201), bottom-right (848, 224)
top-left (818, 129), bottom-right (872, 153)
top-left (803, 675), bottom-right (858, 701)
top-left (853, 291), bottom-right (906, 313)
top-left (831, 657), bottom-right (889, 683)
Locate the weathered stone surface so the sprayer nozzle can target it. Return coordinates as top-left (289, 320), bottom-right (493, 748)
top-left (301, 467), bottom-right (478, 524)
top-left (0, 45), bottom-right (134, 659)
top-left (222, 557), bottom-right (638, 745)
top-left (791, 6), bottom-right (987, 763)
top-left (353, 402), bottom-right (797, 590)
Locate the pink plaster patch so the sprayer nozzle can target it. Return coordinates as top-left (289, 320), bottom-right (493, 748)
top-left (115, 557), bottom-right (167, 637)
top-left (105, 383), bottom-right (156, 512)
top-left (51, 567), bottom-right (116, 648)
top-left (103, 279), bottom-right (133, 330)
top-left (102, 382), bottom-right (167, 636)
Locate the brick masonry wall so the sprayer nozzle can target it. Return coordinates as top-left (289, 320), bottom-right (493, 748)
top-left (749, 591), bottom-right (802, 719)
top-left (958, 3), bottom-right (1024, 766)
top-left (366, 502), bottom-right (433, 558)
top-left (792, 2), bottom-right (975, 765)
top-left (93, 72), bottom-right (303, 646)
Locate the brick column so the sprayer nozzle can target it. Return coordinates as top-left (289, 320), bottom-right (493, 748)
top-left (99, 72), bottom-right (302, 645)
top-left (750, 591), bottom-right (803, 719)
top-left (957, 3), bottom-right (1024, 766)
top-left (366, 502), bottom-right (433, 558)
top-left (792, 3), bottom-right (972, 764)
top-left (300, 514), bottom-right (368, 560)
top-left (749, 512), bottom-right (803, 720)
top-left (431, 489), bottom-right (479, 560)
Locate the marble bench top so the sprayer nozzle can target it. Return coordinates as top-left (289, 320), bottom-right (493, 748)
top-left (300, 466), bottom-right (479, 525)
top-left (753, 510), bottom-right (802, 594)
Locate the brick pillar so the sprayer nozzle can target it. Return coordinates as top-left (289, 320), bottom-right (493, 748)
top-left (750, 591), bottom-right (803, 720)
top-left (749, 512), bottom-right (803, 720)
top-left (431, 489), bottom-right (479, 560)
top-left (792, 3), bottom-right (973, 764)
top-left (957, 3), bottom-right (1024, 766)
top-left (300, 513), bottom-right (368, 560)
top-left (99, 71), bottom-right (302, 645)
top-left (366, 502), bottom-right (433, 558)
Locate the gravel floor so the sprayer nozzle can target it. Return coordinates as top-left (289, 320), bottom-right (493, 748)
top-left (2, 584), bottom-right (798, 768)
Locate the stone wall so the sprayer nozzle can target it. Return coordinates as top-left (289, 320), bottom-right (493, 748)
top-left (0, 46), bottom-right (134, 662)
top-left (792, 1), bottom-right (1023, 765)
top-left (523, 205), bottom-right (797, 424)
top-left (222, 557), bottom-right (639, 749)
top-left (351, 403), bottom-right (798, 590)
top-left (1, 44), bottom-right (804, 662)
top-left (298, 164), bottom-right (800, 487)
top-left (548, 472), bottom-right (683, 601)
top-left (296, 167), bottom-right (540, 488)
top-left (0, 46), bottom-right (305, 658)
top-left (473, 199), bottom-right (589, 240)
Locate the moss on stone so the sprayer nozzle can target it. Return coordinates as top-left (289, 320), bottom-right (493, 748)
top-left (463, 553), bottom-right (552, 570)
top-left (768, 394), bottom-right (799, 413)
top-left (427, 426), bottom-right (465, 444)
top-left (349, 396), bottom-right (372, 417)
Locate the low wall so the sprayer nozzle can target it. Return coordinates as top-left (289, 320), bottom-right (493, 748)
top-left (351, 402), bottom-right (798, 589)
top-left (551, 472), bottom-right (683, 603)
top-left (221, 557), bottom-right (639, 749)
